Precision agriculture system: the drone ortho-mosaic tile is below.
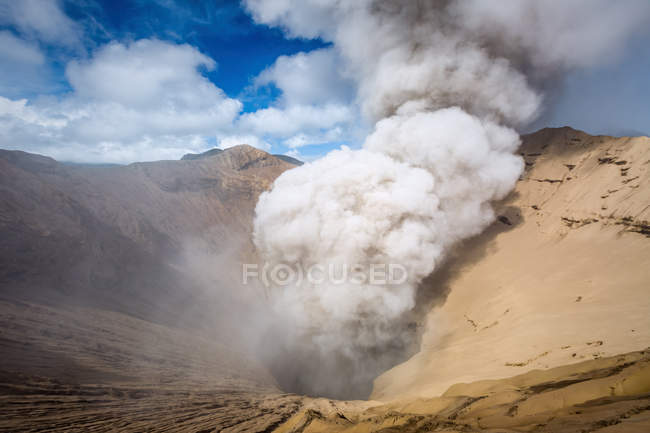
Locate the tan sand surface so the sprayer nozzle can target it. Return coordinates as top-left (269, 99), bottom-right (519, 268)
top-left (373, 127), bottom-right (650, 401)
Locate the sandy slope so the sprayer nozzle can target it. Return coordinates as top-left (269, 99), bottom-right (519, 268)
top-left (0, 144), bottom-right (295, 328)
top-left (0, 299), bottom-right (299, 433)
top-left (373, 127), bottom-right (650, 400)
top-left (273, 348), bottom-right (650, 433)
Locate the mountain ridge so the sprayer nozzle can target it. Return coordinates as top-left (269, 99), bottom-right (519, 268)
top-left (180, 145), bottom-right (304, 166)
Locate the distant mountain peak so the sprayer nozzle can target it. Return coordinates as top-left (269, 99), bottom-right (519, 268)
top-left (181, 145), bottom-right (303, 166)
top-left (273, 154), bottom-right (304, 166)
top-left (180, 148), bottom-right (223, 160)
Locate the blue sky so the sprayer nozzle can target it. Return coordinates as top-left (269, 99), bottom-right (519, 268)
top-left (0, 0), bottom-right (648, 163)
top-left (63, 0), bottom-right (328, 103)
top-left (0, 0), bottom-right (353, 163)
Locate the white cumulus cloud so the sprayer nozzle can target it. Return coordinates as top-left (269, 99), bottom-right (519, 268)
top-left (218, 134), bottom-right (271, 151)
top-left (254, 48), bottom-right (352, 106)
top-left (0, 39), bottom-right (243, 163)
top-left (0, 0), bottom-right (83, 48)
top-left (240, 47), bottom-right (361, 149)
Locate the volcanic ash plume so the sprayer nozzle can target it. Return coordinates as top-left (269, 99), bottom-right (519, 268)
top-left (246, 0), bottom-right (650, 398)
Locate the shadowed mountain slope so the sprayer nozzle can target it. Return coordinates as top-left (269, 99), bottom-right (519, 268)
top-left (0, 145), bottom-right (294, 312)
top-left (0, 146), bottom-right (298, 427)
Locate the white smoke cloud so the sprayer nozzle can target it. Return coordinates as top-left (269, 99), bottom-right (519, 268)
top-left (451, 0), bottom-right (650, 70)
top-left (247, 0), bottom-right (650, 398)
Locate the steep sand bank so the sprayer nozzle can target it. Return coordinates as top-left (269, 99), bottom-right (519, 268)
top-left (372, 127), bottom-right (650, 401)
top-left (274, 348), bottom-right (650, 433)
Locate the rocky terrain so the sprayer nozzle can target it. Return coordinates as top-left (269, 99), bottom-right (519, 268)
top-left (0, 128), bottom-right (649, 432)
